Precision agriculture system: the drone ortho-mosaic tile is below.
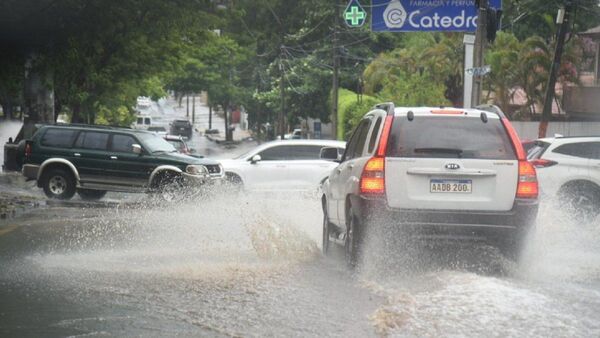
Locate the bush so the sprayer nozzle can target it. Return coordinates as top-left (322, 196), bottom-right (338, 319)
top-left (337, 89), bottom-right (378, 140)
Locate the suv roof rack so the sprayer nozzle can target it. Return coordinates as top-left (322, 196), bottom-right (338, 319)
top-left (48, 123), bottom-right (132, 130)
top-left (474, 104), bottom-right (506, 118)
top-left (374, 102), bottom-right (395, 115)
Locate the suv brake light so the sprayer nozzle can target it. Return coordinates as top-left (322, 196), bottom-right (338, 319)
top-left (360, 157), bottom-right (385, 195)
top-left (516, 161), bottom-right (538, 199)
top-left (25, 142), bottom-right (32, 158)
top-left (530, 159), bottom-right (557, 168)
top-left (361, 115), bottom-right (394, 196)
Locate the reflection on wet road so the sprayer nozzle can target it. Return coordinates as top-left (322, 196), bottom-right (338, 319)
top-left (1, 193), bottom-right (599, 337)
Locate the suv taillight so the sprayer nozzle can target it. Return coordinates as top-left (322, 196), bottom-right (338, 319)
top-left (500, 117), bottom-right (538, 199)
top-left (25, 142), bottom-right (32, 158)
top-left (530, 158), bottom-right (557, 168)
top-left (360, 115), bottom-right (394, 196)
top-left (360, 157), bottom-right (385, 195)
top-left (516, 160), bottom-right (538, 199)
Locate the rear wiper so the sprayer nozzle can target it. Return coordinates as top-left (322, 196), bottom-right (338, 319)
top-left (414, 148), bottom-right (464, 157)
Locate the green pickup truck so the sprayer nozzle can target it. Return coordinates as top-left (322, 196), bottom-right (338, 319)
top-left (20, 124), bottom-right (224, 200)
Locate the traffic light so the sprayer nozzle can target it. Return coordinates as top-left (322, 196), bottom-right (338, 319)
top-left (487, 9), bottom-right (502, 43)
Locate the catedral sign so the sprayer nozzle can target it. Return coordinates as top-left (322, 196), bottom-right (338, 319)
top-left (371, 0), bottom-right (502, 32)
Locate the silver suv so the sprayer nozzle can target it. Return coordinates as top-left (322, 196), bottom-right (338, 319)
top-left (321, 103), bottom-right (539, 266)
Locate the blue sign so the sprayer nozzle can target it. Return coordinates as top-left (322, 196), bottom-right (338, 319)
top-left (371, 0), bottom-right (502, 32)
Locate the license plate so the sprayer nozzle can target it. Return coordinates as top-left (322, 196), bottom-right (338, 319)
top-left (180, 128), bottom-right (185, 131)
top-left (430, 179), bottom-right (472, 193)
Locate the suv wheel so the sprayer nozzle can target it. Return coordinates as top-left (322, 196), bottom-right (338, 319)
top-left (42, 168), bottom-right (76, 200)
top-left (345, 206), bottom-right (363, 268)
top-left (560, 184), bottom-right (600, 222)
top-left (322, 207), bottom-right (331, 256)
top-left (154, 173), bottom-right (185, 202)
top-left (77, 189), bottom-right (107, 201)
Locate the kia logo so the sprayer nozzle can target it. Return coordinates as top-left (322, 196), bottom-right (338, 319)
top-left (445, 163), bottom-right (460, 170)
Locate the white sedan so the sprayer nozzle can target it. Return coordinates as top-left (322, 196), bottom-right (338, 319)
top-left (219, 140), bottom-right (346, 192)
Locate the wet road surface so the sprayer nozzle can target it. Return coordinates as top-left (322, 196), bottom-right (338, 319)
top-left (1, 192), bottom-right (599, 337)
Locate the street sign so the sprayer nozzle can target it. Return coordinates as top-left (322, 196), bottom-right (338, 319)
top-left (344, 0), bottom-right (367, 28)
top-left (371, 0), bottom-right (502, 32)
top-left (466, 65), bottom-right (491, 76)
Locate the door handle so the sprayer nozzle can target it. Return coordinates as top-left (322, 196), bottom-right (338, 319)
top-left (73, 153), bottom-right (81, 157)
top-left (110, 156), bottom-right (118, 160)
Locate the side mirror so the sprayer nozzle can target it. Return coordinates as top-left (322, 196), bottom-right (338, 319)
top-left (132, 144), bottom-right (142, 155)
top-left (320, 147), bottom-right (340, 162)
top-left (250, 154), bottom-right (261, 164)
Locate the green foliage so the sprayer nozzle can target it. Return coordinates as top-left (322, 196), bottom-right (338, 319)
top-left (363, 33), bottom-right (452, 109)
top-left (337, 88), bottom-right (378, 140)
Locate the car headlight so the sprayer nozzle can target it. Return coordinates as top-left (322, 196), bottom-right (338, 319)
top-left (185, 164), bottom-right (208, 175)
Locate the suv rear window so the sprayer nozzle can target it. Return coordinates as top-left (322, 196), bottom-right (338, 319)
top-left (40, 128), bottom-right (78, 148)
top-left (386, 116), bottom-right (516, 160)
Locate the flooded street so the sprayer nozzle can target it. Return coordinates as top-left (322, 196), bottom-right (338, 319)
top-left (1, 193), bottom-right (599, 337)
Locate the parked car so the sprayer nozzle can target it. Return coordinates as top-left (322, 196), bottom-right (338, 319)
top-left (170, 119), bottom-right (193, 138)
top-left (147, 126), bottom-right (167, 136)
top-left (527, 136), bottom-right (600, 221)
top-left (20, 124), bottom-right (224, 201)
top-left (219, 140), bottom-right (346, 192)
top-left (321, 104), bottom-right (539, 266)
top-left (163, 134), bottom-right (193, 155)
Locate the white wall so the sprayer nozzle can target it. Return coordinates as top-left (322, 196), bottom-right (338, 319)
top-left (512, 122), bottom-right (600, 140)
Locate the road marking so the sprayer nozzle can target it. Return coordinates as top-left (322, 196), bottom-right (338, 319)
top-left (0, 224), bottom-right (19, 237)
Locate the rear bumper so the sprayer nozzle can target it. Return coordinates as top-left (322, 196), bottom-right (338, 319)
top-left (22, 164), bottom-right (40, 180)
top-left (349, 195), bottom-right (538, 241)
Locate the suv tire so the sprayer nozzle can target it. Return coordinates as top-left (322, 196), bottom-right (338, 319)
top-left (42, 168), bottom-right (76, 200)
top-left (154, 172), bottom-right (184, 202)
top-left (559, 184), bottom-right (600, 222)
top-left (77, 189), bottom-right (107, 201)
top-left (322, 206), bottom-right (331, 256)
top-left (345, 206), bottom-right (363, 268)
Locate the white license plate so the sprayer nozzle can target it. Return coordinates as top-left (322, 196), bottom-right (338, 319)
top-left (430, 179), bottom-right (472, 193)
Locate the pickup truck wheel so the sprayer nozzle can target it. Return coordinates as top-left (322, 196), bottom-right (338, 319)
top-left (345, 207), bottom-right (363, 268)
top-left (42, 168), bottom-right (76, 200)
top-left (77, 189), bottom-right (107, 201)
top-left (322, 207), bottom-right (331, 256)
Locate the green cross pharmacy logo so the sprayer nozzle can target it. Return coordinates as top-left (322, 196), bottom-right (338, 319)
top-left (344, 0), bottom-right (367, 27)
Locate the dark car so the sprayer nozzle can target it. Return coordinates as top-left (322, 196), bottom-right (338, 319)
top-left (21, 124), bottom-right (224, 200)
top-left (321, 104), bottom-right (539, 265)
top-left (169, 119), bottom-right (193, 138)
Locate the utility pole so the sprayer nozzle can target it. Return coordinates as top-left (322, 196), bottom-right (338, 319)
top-left (279, 44), bottom-right (285, 140)
top-left (209, 105), bottom-right (212, 130)
top-left (186, 95), bottom-right (189, 117)
top-left (331, 0), bottom-right (340, 140)
top-left (539, 2), bottom-right (573, 138)
top-left (471, 0), bottom-right (488, 108)
top-left (192, 94), bottom-right (196, 124)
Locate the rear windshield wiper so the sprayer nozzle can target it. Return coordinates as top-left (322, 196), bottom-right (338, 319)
top-left (413, 148), bottom-right (464, 157)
